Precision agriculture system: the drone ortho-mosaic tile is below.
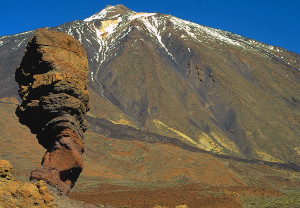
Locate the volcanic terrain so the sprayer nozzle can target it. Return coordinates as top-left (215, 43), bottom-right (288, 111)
top-left (0, 4), bottom-right (300, 207)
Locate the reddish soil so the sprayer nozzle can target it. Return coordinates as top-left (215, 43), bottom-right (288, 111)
top-left (70, 183), bottom-right (282, 208)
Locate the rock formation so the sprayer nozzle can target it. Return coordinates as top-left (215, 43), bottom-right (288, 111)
top-left (0, 160), bottom-right (55, 207)
top-left (15, 28), bottom-right (90, 194)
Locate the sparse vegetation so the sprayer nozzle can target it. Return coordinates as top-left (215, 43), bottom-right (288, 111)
top-left (242, 189), bottom-right (300, 208)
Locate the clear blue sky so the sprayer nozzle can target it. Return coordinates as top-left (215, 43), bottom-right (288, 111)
top-left (1, 0), bottom-right (299, 54)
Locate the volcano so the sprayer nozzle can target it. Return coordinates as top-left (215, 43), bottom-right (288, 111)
top-left (0, 4), bottom-right (300, 207)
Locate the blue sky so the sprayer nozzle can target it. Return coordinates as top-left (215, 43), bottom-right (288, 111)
top-left (1, 0), bottom-right (299, 54)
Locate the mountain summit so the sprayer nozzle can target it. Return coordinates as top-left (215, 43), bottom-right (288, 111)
top-left (84, 4), bottom-right (133, 21)
top-left (0, 6), bottom-right (300, 205)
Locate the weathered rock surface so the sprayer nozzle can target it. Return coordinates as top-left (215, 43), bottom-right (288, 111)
top-left (15, 28), bottom-right (89, 194)
top-left (0, 160), bottom-right (13, 182)
top-left (0, 160), bottom-right (55, 207)
top-left (0, 160), bottom-right (97, 208)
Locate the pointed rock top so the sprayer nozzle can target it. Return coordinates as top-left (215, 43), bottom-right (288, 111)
top-left (84, 4), bottom-right (133, 22)
top-left (107, 4), bottom-right (132, 12)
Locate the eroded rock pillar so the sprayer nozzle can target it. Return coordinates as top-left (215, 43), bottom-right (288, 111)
top-left (15, 28), bottom-right (89, 194)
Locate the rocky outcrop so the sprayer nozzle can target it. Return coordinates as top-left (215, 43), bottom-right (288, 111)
top-left (15, 28), bottom-right (89, 194)
top-left (0, 160), bottom-right (55, 207)
top-left (0, 160), bottom-right (13, 182)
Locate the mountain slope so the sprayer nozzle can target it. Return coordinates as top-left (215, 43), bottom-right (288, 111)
top-left (0, 4), bottom-right (299, 167)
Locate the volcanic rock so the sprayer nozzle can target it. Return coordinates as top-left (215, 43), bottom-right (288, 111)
top-left (0, 159), bottom-right (13, 181)
top-left (15, 28), bottom-right (89, 194)
top-left (0, 160), bottom-right (55, 207)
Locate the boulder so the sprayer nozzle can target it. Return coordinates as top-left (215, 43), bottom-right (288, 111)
top-left (0, 160), bottom-right (55, 207)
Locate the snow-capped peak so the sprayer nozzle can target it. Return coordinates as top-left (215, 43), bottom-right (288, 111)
top-left (84, 5), bottom-right (115, 22)
top-left (84, 4), bottom-right (133, 22)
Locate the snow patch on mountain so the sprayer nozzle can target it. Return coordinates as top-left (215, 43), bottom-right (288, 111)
top-left (129, 12), bottom-right (156, 21)
top-left (100, 17), bottom-right (122, 38)
top-left (169, 17), bottom-right (199, 41)
top-left (140, 16), bottom-right (177, 63)
top-left (169, 17), bottom-right (245, 48)
top-left (93, 26), bottom-right (107, 63)
top-left (11, 30), bottom-right (33, 37)
top-left (76, 28), bottom-right (82, 43)
top-left (91, 71), bottom-right (94, 81)
top-left (16, 39), bottom-right (26, 48)
top-left (91, 21), bottom-right (134, 80)
top-left (84, 5), bottom-right (115, 21)
top-left (201, 27), bottom-right (244, 48)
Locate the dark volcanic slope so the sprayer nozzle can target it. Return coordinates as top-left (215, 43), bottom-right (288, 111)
top-left (0, 5), bottom-right (300, 165)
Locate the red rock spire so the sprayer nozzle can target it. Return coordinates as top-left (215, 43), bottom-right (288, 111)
top-left (15, 28), bottom-right (90, 194)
